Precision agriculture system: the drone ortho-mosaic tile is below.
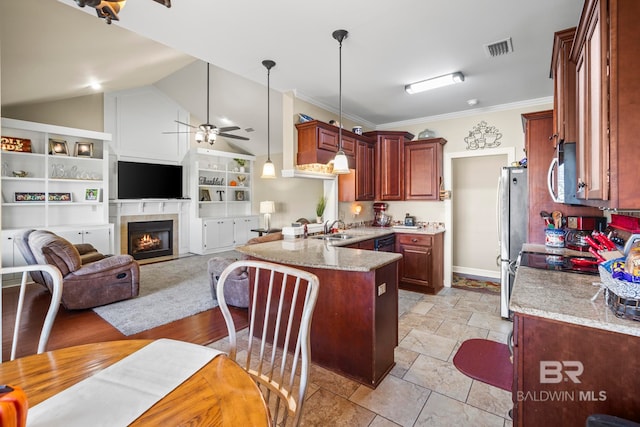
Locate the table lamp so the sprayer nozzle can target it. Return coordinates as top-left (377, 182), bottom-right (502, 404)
top-left (260, 201), bottom-right (275, 231)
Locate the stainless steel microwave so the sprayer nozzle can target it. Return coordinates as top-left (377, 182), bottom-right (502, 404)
top-left (547, 142), bottom-right (580, 205)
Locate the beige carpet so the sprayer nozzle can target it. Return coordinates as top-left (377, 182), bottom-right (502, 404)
top-left (93, 251), bottom-right (241, 335)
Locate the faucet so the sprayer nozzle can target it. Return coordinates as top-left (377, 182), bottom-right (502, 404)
top-left (324, 219), bottom-right (346, 234)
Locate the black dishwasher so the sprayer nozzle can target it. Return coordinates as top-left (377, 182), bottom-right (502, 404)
top-left (374, 235), bottom-right (396, 252)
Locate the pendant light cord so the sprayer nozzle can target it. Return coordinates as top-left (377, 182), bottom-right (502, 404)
top-left (338, 37), bottom-right (343, 152)
top-left (267, 65), bottom-right (271, 162)
top-left (206, 63), bottom-right (210, 125)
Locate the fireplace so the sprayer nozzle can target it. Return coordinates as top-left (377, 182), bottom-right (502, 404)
top-left (127, 220), bottom-right (173, 261)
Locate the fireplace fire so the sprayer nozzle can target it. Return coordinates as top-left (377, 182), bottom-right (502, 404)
top-left (128, 220), bottom-right (173, 261)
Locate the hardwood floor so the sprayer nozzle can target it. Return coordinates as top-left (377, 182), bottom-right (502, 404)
top-left (2, 282), bottom-right (248, 361)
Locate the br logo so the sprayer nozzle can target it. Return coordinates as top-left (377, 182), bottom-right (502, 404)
top-left (540, 361), bottom-right (584, 384)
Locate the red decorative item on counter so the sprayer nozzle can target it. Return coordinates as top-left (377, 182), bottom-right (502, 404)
top-left (0, 385), bottom-right (28, 427)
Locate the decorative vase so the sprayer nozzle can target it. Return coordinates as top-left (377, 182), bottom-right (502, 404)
top-left (316, 216), bottom-right (323, 224)
top-left (240, 166), bottom-right (245, 173)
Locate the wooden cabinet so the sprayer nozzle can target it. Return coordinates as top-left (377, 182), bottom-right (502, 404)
top-left (396, 232), bottom-right (443, 294)
top-left (404, 138), bottom-right (446, 201)
top-left (522, 111), bottom-right (601, 244)
top-left (338, 138), bottom-right (375, 201)
top-left (512, 313), bottom-right (640, 426)
top-left (365, 131), bottom-right (414, 201)
top-left (570, 0), bottom-right (640, 208)
top-left (550, 27), bottom-right (577, 146)
top-left (295, 120), bottom-right (356, 168)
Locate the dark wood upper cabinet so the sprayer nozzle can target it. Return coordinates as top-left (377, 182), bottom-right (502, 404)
top-left (404, 138), bottom-right (446, 201)
top-left (550, 27), bottom-right (577, 146)
top-left (296, 120), bottom-right (357, 168)
top-left (569, 0), bottom-right (640, 208)
top-left (338, 138), bottom-right (375, 201)
top-left (365, 131), bottom-right (414, 201)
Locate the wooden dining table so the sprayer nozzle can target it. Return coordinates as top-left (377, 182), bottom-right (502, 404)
top-left (0, 339), bottom-right (271, 426)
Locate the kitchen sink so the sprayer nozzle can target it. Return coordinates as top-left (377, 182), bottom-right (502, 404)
top-left (311, 233), bottom-right (354, 240)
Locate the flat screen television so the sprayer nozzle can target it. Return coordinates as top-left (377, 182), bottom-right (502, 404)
top-left (117, 161), bottom-right (183, 199)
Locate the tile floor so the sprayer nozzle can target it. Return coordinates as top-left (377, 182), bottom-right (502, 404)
top-left (210, 286), bottom-right (514, 427)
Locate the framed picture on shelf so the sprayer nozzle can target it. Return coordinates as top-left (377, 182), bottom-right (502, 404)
top-left (199, 188), bottom-right (211, 201)
top-left (14, 192), bottom-right (45, 202)
top-left (74, 142), bottom-right (94, 158)
top-left (48, 192), bottom-right (72, 202)
top-left (84, 188), bottom-right (100, 202)
top-left (235, 190), bottom-right (245, 201)
top-left (49, 139), bottom-right (69, 156)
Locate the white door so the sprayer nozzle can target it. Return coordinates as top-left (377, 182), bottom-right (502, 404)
top-left (234, 216), bottom-right (259, 245)
top-left (204, 218), bottom-right (235, 251)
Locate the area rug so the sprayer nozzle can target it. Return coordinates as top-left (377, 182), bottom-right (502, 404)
top-left (453, 338), bottom-right (513, 392)
top-left (93, 252), bottom-right (240, 336)
top-left (452, 273), bottom-right (500, 294)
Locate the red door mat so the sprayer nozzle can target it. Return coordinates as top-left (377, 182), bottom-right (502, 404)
top-left (453, 339), bottom-right (513, 392)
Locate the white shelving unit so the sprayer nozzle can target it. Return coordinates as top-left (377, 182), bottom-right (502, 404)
top-left (1, 118), bottom-right (113, 272)
top-left (185, 148), bottom-right (259, 254)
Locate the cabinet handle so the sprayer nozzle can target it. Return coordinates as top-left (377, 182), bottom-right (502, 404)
top-left (411, 238), bottom-right (418, 242)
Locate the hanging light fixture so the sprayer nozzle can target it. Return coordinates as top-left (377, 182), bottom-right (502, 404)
top-left (261, 60), bottom-right (277, 179)
top-left (332, 29), bottom-right (351, 175)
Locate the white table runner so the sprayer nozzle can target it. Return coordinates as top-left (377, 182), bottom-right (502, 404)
top-left (27, 339), bottom-right (223, 427)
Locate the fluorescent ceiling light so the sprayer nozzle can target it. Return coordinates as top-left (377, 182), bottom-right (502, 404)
top-left (405, 72), bottom-right (465, 94)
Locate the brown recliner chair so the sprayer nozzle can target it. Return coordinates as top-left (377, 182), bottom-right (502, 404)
top-left (16, 229), bottom-right (140, 310)
top-left (208, 232), bottom-right (283, 308)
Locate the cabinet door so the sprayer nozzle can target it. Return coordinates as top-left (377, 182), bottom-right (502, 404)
top-left (234, 217), bottom-right (259, 245)
top-left (318, 127), bottom-right (338, 151)
top-left (404, 140), bottom-right (443, 200)
top-left (398, 243), bottom-right (432, 287)
top-left (81, 227), bottom-right (111, 254)
top-left (204, 218), bottom-right (235, 250)
top-left (376, 135), bottom-right (404, 201)
top-left (356, 140), bottom-right (375, 200)
top-left (574, 0), bottom-right (609, 201)
top-left (551, 28), bottom-right (577, 146)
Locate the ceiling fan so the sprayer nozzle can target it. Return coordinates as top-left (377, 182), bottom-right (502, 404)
top-left (74, 0), bottom-right (171, 25)
top-left (164, 62), bottom-right (249, 145)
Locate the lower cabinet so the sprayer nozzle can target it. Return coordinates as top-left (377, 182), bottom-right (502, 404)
top-left (56, 225), bottom-right (112, 255)
top-left (234, 216), bottom-right (259, 245)
top-left (396, 232), bottom-right (444, 294)
top-left (512, 313), bottom-right (640, 425)
top-left (194, 216), bottom-right (260, 254)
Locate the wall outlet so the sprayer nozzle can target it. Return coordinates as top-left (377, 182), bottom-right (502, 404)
top-left (378, 282), bottom-right (386, 296)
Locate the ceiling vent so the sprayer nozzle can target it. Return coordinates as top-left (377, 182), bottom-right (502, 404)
top-left (484, 37), bottom-right (514, 57)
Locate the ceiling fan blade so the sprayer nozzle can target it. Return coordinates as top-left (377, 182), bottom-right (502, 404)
top-left (219, 133), bottom-right (250, 141)
top-left (218, 126), bottom-right (241, 132)
top-left (174, 120), bottom-right (197, 129)
top-left (162, 131), bottom-right (193, 134)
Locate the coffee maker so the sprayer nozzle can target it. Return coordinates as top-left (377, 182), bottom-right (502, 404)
top-left (372, 202), bottom-right (392, 227)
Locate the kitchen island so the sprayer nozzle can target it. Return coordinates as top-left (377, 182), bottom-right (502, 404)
top-left (509, 244), bottom-right (640, 426)
top-left (236, 234), bottom-right (402, 388)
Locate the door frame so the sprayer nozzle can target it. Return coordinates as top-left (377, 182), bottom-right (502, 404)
top-left (443, 147), bottom-right (516, 287)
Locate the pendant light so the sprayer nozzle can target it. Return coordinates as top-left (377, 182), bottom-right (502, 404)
top-left (332, 29), bottom-right (350, 175)
top-left (261, 60), bottom-right (277, 179)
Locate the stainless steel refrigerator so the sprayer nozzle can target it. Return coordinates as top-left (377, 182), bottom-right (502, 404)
top-left (498, 166), bottom-right (528, 319)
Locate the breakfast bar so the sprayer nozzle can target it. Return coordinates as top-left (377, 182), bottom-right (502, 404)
top-left (236, 236), bottom-right (402, 388)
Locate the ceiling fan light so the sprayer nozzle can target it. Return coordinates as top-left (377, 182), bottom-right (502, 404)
top-left (195, 131), bottom-right (204, 142)
top-left (332, 151), bottom-right (350, 174)
top-left (261, 160), bottom-right (276, 179)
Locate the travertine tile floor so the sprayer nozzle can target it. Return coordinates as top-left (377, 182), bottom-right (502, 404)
top-left (210, 287), bottom-right (514, 427)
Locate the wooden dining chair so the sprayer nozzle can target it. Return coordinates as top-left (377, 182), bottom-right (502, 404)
top-left (1, 264), bottom-right (64, 362)
top-left (216, 260), bottom-right (319, 427)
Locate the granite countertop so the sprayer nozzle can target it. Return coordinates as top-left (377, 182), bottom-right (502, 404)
top-left (510, 244), bottom-right (640, 337)
top-left (236, 238), bottom-right (402, 272)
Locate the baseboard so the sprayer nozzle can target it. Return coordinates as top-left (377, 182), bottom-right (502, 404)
top-left (453, 266), bottom-right (500, 282)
